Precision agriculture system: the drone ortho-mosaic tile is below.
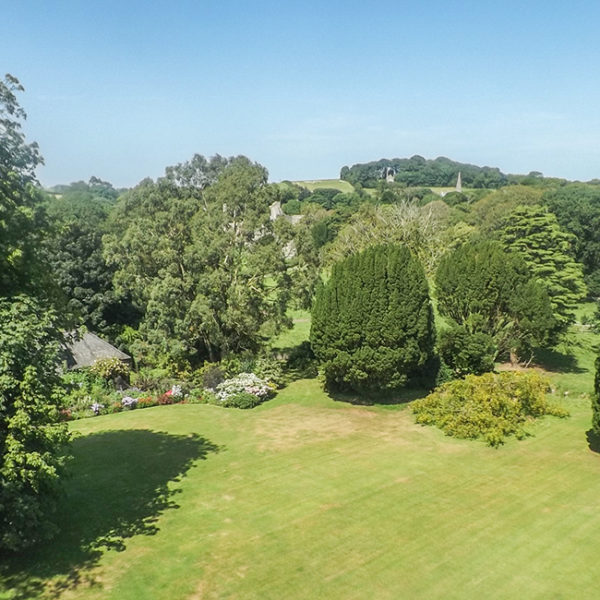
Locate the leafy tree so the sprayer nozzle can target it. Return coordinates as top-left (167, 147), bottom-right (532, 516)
top-left (435, 240), bottom-right (556, 363)
top-left (501, 205), bottom-right (586, 331)
top-left (311, 245), bottom-right (435, 391)
top-left (0, 297), bottom-right (70, 551)
top-left (42, 180), bottom-right (139, 337)
top-left (0, 74), bottom-right (47, 297)
top-left (340, 155), bottom-right (507, 189)
top-left (0, 75), bottom-right (70, 551)
top-left (543, 184), bottom-right (600, 296)
top-left (467, 185), bottom-right (544, 234)
top-left (105, 156), bottom-right (291, 367)
top-left (327, 200), bottom-right (471, 275)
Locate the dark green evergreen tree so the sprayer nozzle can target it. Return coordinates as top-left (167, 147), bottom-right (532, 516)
top-left (310, 245), bottom-right (435, 392)
top-left (435, 240), bottom-right (556, 365)
top-left (501, 205), bottom-right (586, 332)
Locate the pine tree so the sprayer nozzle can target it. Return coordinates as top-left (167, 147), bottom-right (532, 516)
top-left (501, 205), bottom-right (586, 332)
top-left (310, 245), bottom-right (435, 392)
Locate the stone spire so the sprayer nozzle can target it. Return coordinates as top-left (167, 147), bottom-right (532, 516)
top-left (456, 171), bottom-right (462, 193)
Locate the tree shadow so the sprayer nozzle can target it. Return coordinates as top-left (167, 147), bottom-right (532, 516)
top-left (532, 347), bottom-right (586, 374)
top-left (586, 429), bottom-right (600, 453)
top-left (327, 385), bottom-right (429, 407)
top-left (0, 429), bottom-right (219, 599)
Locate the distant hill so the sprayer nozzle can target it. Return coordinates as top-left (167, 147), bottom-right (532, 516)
top-left (340, 155), bottom-right (507, 189)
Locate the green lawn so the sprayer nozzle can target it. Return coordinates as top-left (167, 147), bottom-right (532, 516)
top-left (3, 314), bottom-right (600, 599)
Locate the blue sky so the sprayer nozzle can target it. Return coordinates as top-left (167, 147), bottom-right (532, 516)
top-left (4, 1), bottom-right (600, 187)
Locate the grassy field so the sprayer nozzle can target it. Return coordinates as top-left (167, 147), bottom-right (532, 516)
top-left (292, 179), bottom-right (355, 193)
top-left (2, 315), bottom-right (600, 599)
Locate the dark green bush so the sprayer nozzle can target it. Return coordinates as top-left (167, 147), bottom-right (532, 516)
top-left (438, 325), bottom-right (496, 377)
top-left (311, 244), bottom-right (435, 392)
top-left (221, 392), bottom-right (262, 409)
top-left (412, 371), bottom-right (568, 447)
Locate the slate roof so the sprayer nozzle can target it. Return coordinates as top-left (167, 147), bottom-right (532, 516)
top-left (63, 331), bottom-right (131, 370)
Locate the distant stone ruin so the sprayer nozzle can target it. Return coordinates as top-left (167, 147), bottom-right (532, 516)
top-left (381, 166), bottom-right (396, 183)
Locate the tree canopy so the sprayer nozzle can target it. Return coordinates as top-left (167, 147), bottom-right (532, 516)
top-left (500, 205), bottom-right (586, 331)
top-left (0, 74), bottom-right (70, 551)
top-left (435, 240), bottom-right (556, 362)
top-left (104, 156), bottom-right (291, 367)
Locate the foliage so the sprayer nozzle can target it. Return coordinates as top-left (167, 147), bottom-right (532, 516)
top-left (0, 74), bottom-right (49, 298)
top-left (42, 179), bottom-right (139, 337)
top-left (435, 240), bottom-right (557, 362)
top-left (340, 155), bottom-right (507, 189)
top-left (467, 185), bottom-right (544, 233)
top-left (326, 201), bottom-right (469, 275)
top-left (311, 244), bottom-right (435, 391)
top-left (501, 205), bottom-right (586, 331)
top-left (412, 371), bottom-right (568, 446)
top-left (215, 372), bottom-right (274, 408)
top-left (104, 155), bottom-right (291, 367)
top-left (437, 325), bottom-right (496, 377)
top-left (89, 357), bottom-right (130, 381)
top-left (0, 296), bottom-right (71, 551)
top-left (543, 183), bottom-right (600, 296)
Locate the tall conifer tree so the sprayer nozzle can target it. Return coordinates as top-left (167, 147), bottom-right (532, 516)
top-left (311, 245), bottom-right (435, 392)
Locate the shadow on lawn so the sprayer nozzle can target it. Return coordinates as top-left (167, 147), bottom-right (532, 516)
top-left (1, 429), bottom-right (219, 599)
top-left (586, 429), bottom-right (600, 453)
top-left (533, 347), bottom-right (587, 374)
top-left (328, 386), bottom-right (429, 407)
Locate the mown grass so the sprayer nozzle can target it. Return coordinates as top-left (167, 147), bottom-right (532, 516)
top-left (2, 312), bottom-right (600, 599)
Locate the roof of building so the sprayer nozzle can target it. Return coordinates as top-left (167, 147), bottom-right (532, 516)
top-left (63, 331), bottom-right (131, 369)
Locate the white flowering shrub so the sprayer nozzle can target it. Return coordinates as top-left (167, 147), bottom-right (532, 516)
top-left (121, 396), bottom-right (138, 409)
top-left (91, 402), bottom-right (105, 416)
top-left (215, 372), bottom-right (273, 408)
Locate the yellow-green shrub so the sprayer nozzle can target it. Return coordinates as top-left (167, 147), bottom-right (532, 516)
top-left (412, 371), bottom-right (568, 447)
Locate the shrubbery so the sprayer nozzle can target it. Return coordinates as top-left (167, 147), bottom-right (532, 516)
top-left (437, 325), bottom-right (495, 377)
top-left (412, 371), bottom-right (568, 447)
top-left (89, 356), bottom-right (130, 381)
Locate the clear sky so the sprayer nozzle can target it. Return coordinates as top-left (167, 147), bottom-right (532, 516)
top-left (4, 0), bottom-right (600, 188)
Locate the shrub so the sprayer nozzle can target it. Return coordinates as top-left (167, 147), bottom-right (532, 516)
top-left (412, 371), bottom-right (568, 447)
top-left (221, 392), bottom-right (262, 409)
top-left (89, 357), bottom-right (130, 381)
top-left (196, 362), bottom-right (225, 390)
top-left (137, 396), bottom-right (158, 409)
top-left (216, 372), bottom-right (273, 408)
top-left (438, 325), bottom-right (496, 377)
top-left (311, 244), bottom-right (435, 391)
top-left (130, 367), bottom-right (172, 392)
top-left (254, 355), bottom-right (285, 388)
